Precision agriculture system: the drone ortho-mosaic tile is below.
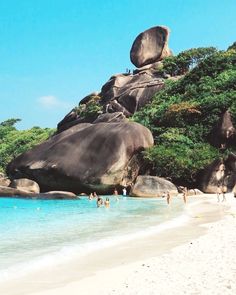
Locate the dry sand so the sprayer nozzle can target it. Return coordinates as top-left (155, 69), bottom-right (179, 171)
top-left (1, 194), bottom-right (236, 295)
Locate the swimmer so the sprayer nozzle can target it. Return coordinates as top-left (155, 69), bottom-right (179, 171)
top-left (104, 197), bottom-right (110, 208)
top-left (113, 188), bottom-right (119, 201)
top-left (97, 196), bottom-right (103, 207)
top-left (88, 193), bottom-right (93, 200)
top-left (113, 188), bottom-right (118, 195)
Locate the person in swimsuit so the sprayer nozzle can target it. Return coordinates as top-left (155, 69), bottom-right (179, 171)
top-left (104, 197), bottom-right (110, 208)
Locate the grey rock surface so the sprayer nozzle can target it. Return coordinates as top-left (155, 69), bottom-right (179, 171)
top-left (7, 122), bottom-right (153, 194)
top-left (130, 175), bottom-right (178, 198)
top-left (130, 26), bottom-right (172, 68)
top-left (100, 72), bottom-right (165, 116)
top-left (9, 178), bottom-right (40, 193)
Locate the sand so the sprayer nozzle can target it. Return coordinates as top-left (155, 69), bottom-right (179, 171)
top-left (1, 194), bottom-right (236, 295)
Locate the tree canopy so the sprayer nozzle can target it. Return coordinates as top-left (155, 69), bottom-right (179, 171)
top-left (0, 119), bottom-right (54, 173)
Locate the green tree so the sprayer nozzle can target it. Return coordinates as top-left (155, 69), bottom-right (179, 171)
top-left (0, 119), bottom-right (54, 173)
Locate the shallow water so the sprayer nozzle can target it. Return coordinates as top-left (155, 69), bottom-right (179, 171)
top-left (0, 195), bottom-right (184, 281)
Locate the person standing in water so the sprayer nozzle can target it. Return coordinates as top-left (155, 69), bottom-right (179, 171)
top-left (183, 187), bottom-right (188, 204)
top-left (122, 187), bottom-right (127, 196)
top-left (104, 197), bottom-right (110, 208)
top-left (166, 191), bottom-right (171, 205)
top-left (97, 196), bottom-right (103, 207)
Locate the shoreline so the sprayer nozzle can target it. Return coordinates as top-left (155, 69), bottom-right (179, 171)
top-left (1, 194), bottom-right (235, 294)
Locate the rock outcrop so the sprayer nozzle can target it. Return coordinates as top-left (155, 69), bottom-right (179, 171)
top-left (130, 175), bottom-right (178, 197)
top-left (209, 110), bottom-right (236, 149)
top-left (41, 191), bottom-right (77, 199)
top-left (199, 154), bottom-right (236, 193)
top-left (9, 178), bottom-right (40, 193)
top-left (93, 112), bottom-right (127, 124)
top-left (100, 72), bottom-right (165, 116)
top-left (0, 173), bottom-right (10, 187)
top-left (7, 122), bottom-right (153, 194)
top-left (130, 26), bottom-right (172, 68)
top-left (58, 71), bottom-right (165, 133)
top-left (0, 186), bottom-right (77, 199)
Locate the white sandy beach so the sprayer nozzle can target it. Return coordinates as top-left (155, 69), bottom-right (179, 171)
top-left (1, 194), bottom-right (236, 295)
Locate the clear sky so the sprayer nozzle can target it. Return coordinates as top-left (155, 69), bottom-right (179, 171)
top-left (0, 0), bottom-right (236, 129)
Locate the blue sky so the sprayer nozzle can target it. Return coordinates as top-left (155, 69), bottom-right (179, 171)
top-left (0, 0), bottom-right (236, 129)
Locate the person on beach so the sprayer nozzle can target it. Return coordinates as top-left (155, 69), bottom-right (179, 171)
top-left (217, 183), bottom-right (226, 202)
top-left (97, 196), bottom-right (103, 207)
top-left (104, 197), bottom-right (110, 208)
top-left (183, 187), bottom-right (188, 204)
top-left (221, 185), bottom-right (226, 202)
top-left (217, 183), bottom-right (221, 202)
top-left (166, 191), bottom-right (171, 205)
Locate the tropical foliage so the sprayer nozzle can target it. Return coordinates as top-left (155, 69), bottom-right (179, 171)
top-left (133, 45), bottom-right (236, 185)
top-left (74, 95), bottom-right (103, 121)
top-left (0, 119), bottom-right (54, 173)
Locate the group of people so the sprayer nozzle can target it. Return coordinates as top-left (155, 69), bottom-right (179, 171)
top-left (88, 192), bottom-right (110, 207)
top-left (162, 187), bottom-right (188, 205)
top-left (88, 187), bottom-right (128, 208)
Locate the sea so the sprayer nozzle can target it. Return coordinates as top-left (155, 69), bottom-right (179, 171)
top-left (0, 195), bottom-right (187, 282)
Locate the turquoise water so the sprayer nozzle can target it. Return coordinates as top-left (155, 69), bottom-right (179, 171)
top-left (0, 196), bottom-right (185, 281)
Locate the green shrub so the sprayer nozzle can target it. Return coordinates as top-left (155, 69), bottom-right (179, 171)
top-left (143, 143), bottom-right (220, 185)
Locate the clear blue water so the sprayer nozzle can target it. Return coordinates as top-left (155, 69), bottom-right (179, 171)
top-left (0, 195), bottom-right (184, 281)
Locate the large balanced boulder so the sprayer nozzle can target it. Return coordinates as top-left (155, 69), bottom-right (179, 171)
top-left (130, 175), bottom-right (178, 198)
top-left (7, 122), bottom-right (153, 194)
top-left (57, 26), bottom-right (172, 133)
top-left (130, 26), bottom-right (172, 68)
top-left (9, 178), bottom-right (40, 193)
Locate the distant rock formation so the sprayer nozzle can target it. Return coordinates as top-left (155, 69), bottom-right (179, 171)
top-left (57, 25), bottom-right (172, 133)
top-left (130, 175), bottom-right (177, 198)
top-left (7, 122), bottom-right (153, 194)
top-left (199, 154), bottom-right (236, 193)
top-left (209, 110), bottom-right (236, 149)
top-left (130, 26), bottom-right (172, 68)
top-left (0, 185), bottom-right (77, 199)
